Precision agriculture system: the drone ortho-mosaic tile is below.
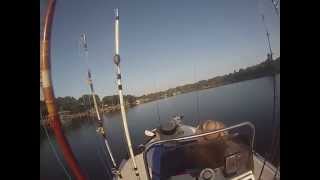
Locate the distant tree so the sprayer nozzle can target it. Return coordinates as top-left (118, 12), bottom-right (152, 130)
top-left (102, 94), bottom-right (136, 105)
top-left (78, 94), bottom-right (93, 111)
top-left (78, 94), bottom-right (101, 105)
top-left (125, 95), bottom-right (137, 104)
top-left (102, 95), bottom-right (119, 106)
top-left (55, 96), bottom-right (84, 113)
top-left (78, 94), bottom-right (91, 106)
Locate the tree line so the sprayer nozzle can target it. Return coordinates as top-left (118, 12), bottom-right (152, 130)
top-left (41, 56), bottom-right (280, 114)
top-left (138, 57), bottom-right (280, 103)
top-left (40, 94), bottom-right (137, 115)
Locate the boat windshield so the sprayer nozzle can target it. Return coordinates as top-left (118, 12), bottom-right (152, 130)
top-left (143, 123), bottom-right (254, 180)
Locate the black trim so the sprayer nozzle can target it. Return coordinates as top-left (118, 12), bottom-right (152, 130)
top-left (118, 85), bottom-right (122, 90)
top-left (114, 54), bottom-right (120, 65)
top-left (117, 74), bottom-right (121, 79)
top-left (134, 167), bottom-right (139, 176)
top-left (159, 121), bottom-right (178, 135)
top-left (97, 121), bottom-right (103, 127)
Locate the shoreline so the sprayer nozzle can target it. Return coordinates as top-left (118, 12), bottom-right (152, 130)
top-left (137, 72), bottom-right (280, 105)
top-left (137, 58), bottom-right (280, 104)
top-left (41, 73), bottom-right (280, 127)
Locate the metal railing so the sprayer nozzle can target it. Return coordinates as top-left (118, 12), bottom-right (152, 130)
top-left (142, 121), bottom-right (256, 180)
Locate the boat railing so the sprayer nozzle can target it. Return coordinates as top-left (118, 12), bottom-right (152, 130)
top-left (142, 121), bottom-right (255, 179)
top-left (254, 151), bottom-right (280, 175)
top-left (144, 121), bottom-right (255, 152)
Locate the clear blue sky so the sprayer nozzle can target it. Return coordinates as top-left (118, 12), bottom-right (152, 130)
top-left (40, 0), bottom-right (279, 98)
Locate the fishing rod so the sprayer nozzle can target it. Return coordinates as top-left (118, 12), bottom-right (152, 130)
top-left (261, 14), bottom-right (273, 61)
top-left (80, 33), bottom-right (122, 178)
top-left (112, 8), bottom-right (140, 178)
top-left (271, 0), bottom-right (280, 17)
top-left (40, 0), bottom-right (86, 179)
top-left (258, 13), bottom-right (279, 180)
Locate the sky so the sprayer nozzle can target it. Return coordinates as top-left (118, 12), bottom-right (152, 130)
top-left (40, 0), bottom-right (279, 98)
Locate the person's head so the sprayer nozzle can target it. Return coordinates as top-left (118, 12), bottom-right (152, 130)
top-left (197, 120), bottom-right (228, 141)
top-left (183, 120), bottom-right (228, 170)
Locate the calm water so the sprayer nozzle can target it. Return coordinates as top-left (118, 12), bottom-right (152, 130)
top-left (40, 75), bottom-right (280, 180)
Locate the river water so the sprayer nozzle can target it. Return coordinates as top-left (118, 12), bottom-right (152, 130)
top-left (40, 75), bottom-right (280, 180)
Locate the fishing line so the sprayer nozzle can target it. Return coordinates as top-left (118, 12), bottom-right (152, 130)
top-left (274, 162), bottom-right (280, 179)
top-left (95, 133), bottom-right (114, 179)
top-left (40, 100), bottom-right (72, 180)
top-left (166, 91), bottom-right (173, 118)
top-left (80, 90), bottom-right (113, 179)
top-left (90, 124), bottom-right (113, 179)
top-left (89, 96), bottom-right (113, 166)
top-left (79, 34), bottom-right (118, 178)
top-left (40, 124), bottom-right (72, 180)
top-left (156, 101), bottom-right (161, 125)
top-left (86, 94), bottom-right (112, 164)
top-left (153, 78), bottom-right (161, 125)
top-left (271, 0), bottom-right (280, 17)
top-left (40, 84), bottom-right (72, 179)
top-left (193, 62), bottom-right (201, 125)
top-left (269, 122), bottom-right (280, 164)
top-left (257, 3), bottom-right (280, 178)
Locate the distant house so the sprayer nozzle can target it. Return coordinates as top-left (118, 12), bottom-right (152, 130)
top-left (173, 91), bottom-right (181, 96)
top-left (102, 104), bottom-right (114, 112)
top-left (139, 98), bottom-right (150, 103)
top-left (135, 100), bottom-right (141, 105)
top-left (58, 111), bottom-right (71, 115)
top-left (58, 111), bottom-right (72, 121)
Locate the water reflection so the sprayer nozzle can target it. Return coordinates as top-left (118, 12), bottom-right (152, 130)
top-left (40, 75), bottom-right (280, 180)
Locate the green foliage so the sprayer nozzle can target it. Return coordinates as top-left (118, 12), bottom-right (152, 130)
top-left (138, 57), bottom-right (280, 102)
top-left (40, 57), bottom-right (279, 113)
top-left (55, 96), bottom-right (84, 113)
top-left (102, 95), bottom-right (119, 106)
top-left (40, 93), bottom-right (137, 115)
top-left (102, 94), bottom-right (137, 106)
top-left (125, 95), bottom-right (137, 104)
top-left (78, 94), bottom-right (101, 107)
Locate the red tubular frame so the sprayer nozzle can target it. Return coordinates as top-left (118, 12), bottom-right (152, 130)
top-left (40, 0), bottom-right (86, 179)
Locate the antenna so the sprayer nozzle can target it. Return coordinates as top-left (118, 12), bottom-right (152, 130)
top-left (80, 33), bottom-right (121, 178)
top-left (112, 8), bottom-right (140, 178)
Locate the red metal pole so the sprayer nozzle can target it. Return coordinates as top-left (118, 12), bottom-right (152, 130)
top-left (40, 0), bottom-right (86, 179)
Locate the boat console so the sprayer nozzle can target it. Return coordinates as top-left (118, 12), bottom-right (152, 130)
top-left (143, 122), bottom-right (255, 180)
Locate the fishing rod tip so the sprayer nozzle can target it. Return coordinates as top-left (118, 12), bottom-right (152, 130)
top-left (114, 8), bottom-right (119, 17)
top-left (81, 33), bottom-right (86, 39)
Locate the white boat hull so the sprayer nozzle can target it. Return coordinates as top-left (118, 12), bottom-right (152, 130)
top-left (116, 124), bottom-right (279, 180)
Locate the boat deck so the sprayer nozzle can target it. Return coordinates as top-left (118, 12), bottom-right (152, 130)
top-left (116, 153), bottom-right (279, 180)
top-left (253, 153), bottom-right (280, 180)
top-left (117, 153), bottom-right (148, 180)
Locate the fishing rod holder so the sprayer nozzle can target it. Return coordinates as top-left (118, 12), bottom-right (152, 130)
top-left (114, 54), bottom-right (120, 65)
top-left (112, 168), bottom-right (123, 178)
top-left (96, 126), bottom-right (105, 135)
